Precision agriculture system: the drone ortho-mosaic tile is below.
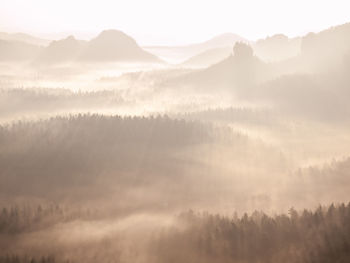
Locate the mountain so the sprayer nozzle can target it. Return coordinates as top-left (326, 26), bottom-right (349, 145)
top-left (181, 47), bottom-right (232, 68)
top-left (144, 33), bottom-right (248, 63)
top-left (188, 33), bottom-right (249, 53)
top-left (79, 30), bottom-right (161, 63)
top-left (256, 23), bottom-right (350, 65)
top-left (253, 34), bottom-right (302, 62)
top-left (267, 22), bottom-right (350, 74)
top-left (170, 43), bottom-right (271, 94)
top-left (0, 32), bottom-right (50, 46)
top-left (36, 36), bottom-right (87, 64)
top-left (0, 39), bottom-right (42, 61)
top-left (176, 22), bottom-right (350, 94)
top-left (180, 34), bottom-right (302, 66)
top-left (33, 30), bottom-right (162, 65)
top-left (300, 22), bottom-right (350, 69)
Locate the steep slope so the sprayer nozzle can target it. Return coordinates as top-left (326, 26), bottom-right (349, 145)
top-left (181, 47), bottom-right (232, 68)
top-left (267, 22), bottom-right (350, 74)
top-left (35, 36), bottom-right (87, 64)
top-left (172, 43), bottom-right (271, 94)
top-left (253, 34), bottom-right (301, 62)
top-left (300, 22), bottom-right (350, 69)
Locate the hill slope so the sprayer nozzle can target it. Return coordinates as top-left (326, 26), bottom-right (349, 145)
top-left (79, 30), bottom-right (161, 63)
top-left (0, 32), bottom-right (50, 46)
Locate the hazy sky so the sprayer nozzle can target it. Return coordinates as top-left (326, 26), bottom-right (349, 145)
top-left (1, 0), bottom-right (349, 45)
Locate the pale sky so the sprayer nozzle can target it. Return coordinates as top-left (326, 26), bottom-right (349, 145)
top-left (0, 0), bottom-right (349, 45)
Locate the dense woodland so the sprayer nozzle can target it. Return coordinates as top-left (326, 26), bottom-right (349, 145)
top-left (0, 115), bottom-right (268, 211)
top-left (153, 203), bottom-right (350, 263)
top-left (1, 203), bottom-right (350, 263)
top-left (0, 204), bottom-right (94, 234)
top-left (0, 256), bottom-right (59, 263)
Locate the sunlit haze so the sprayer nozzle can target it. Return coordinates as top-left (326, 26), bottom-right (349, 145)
top-left (1, 1), bottom-right (350, 262)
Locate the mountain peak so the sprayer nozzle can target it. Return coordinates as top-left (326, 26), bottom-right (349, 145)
top-left (78, 29), bottom-right (161, 62)
top-left (47, 35), bottom-right (82, 48)
top-left (98, 29), bottom-right (126, 36)
top-left (233, 42), bottom-right (254, 59)
top-left (65, 35), bottom-right (76, 41)
top-left (93, 29), bottom-right (135, 44)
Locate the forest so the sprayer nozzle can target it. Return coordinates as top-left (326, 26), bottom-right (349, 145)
top-left (1, 203), bottom-right (350, 263)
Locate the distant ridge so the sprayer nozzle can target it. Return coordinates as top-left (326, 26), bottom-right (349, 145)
top-left (78, 30), bottom-right (161, 63)
top-left (144, 33), bottom-right (248, 63)
top-left (36, 36), bottom-right (87, 64)
top-left (171, 43), bottom-right (270, 92)
top-left (32, 29), bottom-right (163, 64)
top-left (253, 34), bottom-right (301, 62)
top-left (181, 47), bottom-right (232, 68)
top-left (1, 22), bottom-right (350, 66)
top-left (0, 32), bottom-right (50, 46)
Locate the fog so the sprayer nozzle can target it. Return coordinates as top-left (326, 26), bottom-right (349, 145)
top-left (1, 21), bottom-right (350, 263)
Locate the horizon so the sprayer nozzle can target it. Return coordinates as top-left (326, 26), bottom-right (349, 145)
top-left (1, 0), bottom-right (350, 46)
top-left (1, 20), bottom-right (349, 47)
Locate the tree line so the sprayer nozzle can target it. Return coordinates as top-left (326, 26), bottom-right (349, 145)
top-left (152, 203), bottom-right (350, 263)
